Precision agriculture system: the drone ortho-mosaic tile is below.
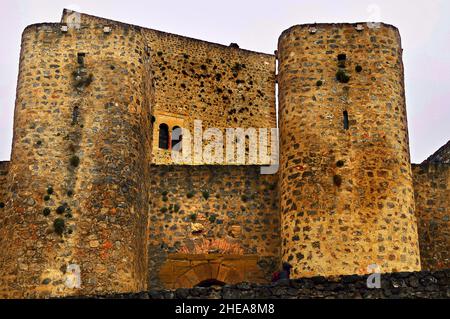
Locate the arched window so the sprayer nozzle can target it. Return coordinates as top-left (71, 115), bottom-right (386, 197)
top-left (159, 123), bottom-right (169, 150)
top-left (343, 111), bottom-right (350, 130)
top-left (172, 126), bottom-right (183, 152)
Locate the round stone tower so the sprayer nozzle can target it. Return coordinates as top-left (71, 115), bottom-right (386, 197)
top-left (0, 22), bottom-right (152, 298)
top-left (277, 23), bottom-right (421, 278)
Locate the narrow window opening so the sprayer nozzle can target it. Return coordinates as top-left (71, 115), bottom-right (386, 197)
top-left (172, 126), bottom-right (182, 152)
top-left (77, 53), bottom-right (86, 65)
top-left (343, 111), bottom-right (350, 130)
top-left (72, 106), bottom-right (80, 125)
top-left (158, 123), bottom-right (169, 150)
top-left (337, 53), bottom-right (347, 61)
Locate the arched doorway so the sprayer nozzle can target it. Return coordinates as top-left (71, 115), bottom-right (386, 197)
top-left (158, 254), bottom-right (267, 289)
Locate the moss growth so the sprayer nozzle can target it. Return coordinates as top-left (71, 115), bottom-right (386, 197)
top-left (231, 63), bottom-right (244, 73)
top-left (162, 196), bottom-right (169, 202)
top-left (190, 213), bottom-right (197, 222)
top-left (161, 191), bottom-right (168, 197)
top-left (209, 214), bottom-right (217, 223)
top-left (187, 191), bottom-right (196, 198)
top-left (47, 187), bottom-right (54, 195)
top-left (43, 208), bottom-right (51, 216)
top-left (338, 61), bottom-right (346, 68)
top-left (187, 191), bottom-right (195, 199)
top-left (333, 175), bottom-right (343, 187)
top-left (53, 218), bottom-right (66, 235)
top-left (70, 155), bottom-right (80, 168)
top-left (174, 204), bottom-right (181, 213)
top-left (74, 73), bottom-right (93, 88)
top-left (44, 195), bottom-right (51, 201)
top-left (202, 191), bottom-right (210, 200)
top-left (336, 70), bottom-right (350, 83)
top-left (160, 207), bottom-right (168, 213)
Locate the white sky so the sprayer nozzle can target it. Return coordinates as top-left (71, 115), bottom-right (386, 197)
top-left (0, 0), bottom-right (448, 163)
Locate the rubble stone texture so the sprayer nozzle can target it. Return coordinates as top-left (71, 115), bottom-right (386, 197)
top-left (413, 163), bottom-right (450, 270)
top-left (82, 270), bottom-right (450, 300)
top-left (0, 11), bottom-right (448, 298)
top-left (278, 24), bottom-right (421, 278)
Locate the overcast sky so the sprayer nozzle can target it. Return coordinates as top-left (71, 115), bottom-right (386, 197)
top-left (0, 0), bottom-right (448, 163)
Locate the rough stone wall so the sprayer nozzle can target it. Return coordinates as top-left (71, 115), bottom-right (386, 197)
top-left (147, 165), bottom-right (280, 289)
top-left (423, 140), bottom-right (450, 164)
top-left (90, 269), bottom-right (450, 299)
top-left (277, 23), bottom-right (421, 278)
top-left (413, 164), bottom-right (450, 270)
top-left (158, 254), bottom-right (271, 290)
top-left (0, 22), bottom-right (152, 298)
top-left (0, 161), bottom-right (8, 207)
top-left (61, 10), bottom-right (277, 165)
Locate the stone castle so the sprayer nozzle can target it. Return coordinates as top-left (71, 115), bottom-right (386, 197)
top-left (0, 10), bottom-right (448, 298)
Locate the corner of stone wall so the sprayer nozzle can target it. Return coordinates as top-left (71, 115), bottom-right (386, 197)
top-left (413, 163), bottom-right (450, 270)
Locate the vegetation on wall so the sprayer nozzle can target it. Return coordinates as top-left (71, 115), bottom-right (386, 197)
top-left (70, 155), bottom-right (80, 168)
top-left (53, 218), bottom-right (66, 235)
top-left (336, 69), bottom-right (350, 83)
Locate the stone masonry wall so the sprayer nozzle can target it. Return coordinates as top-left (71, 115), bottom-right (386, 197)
top-left (61, 10), bottom-right (277, 165)
top-left (0, 22), bottom-right (152, 298)
top-left (0, 162), bottom-right (8, 208)
top-left (148, 165), bottom-right (280, 289)
top-left (93, 269), bottom-right (450, 299)
top-left (423, 141), bottom-right (450, 164)
top-left (277, 23), bottom-right (421, 279)
top-left (2, 9), bottom-right (447, 299)
top-left (413, 164), bottom-right (450, 270)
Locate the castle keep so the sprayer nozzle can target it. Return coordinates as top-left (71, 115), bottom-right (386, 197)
top-left (0, 10), bottom-right (448, 298)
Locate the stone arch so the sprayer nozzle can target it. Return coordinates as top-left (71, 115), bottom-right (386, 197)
top-left (158, 254), bottom-right (267, 289)
top-left (173, 262), bottom-right (244, 289)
